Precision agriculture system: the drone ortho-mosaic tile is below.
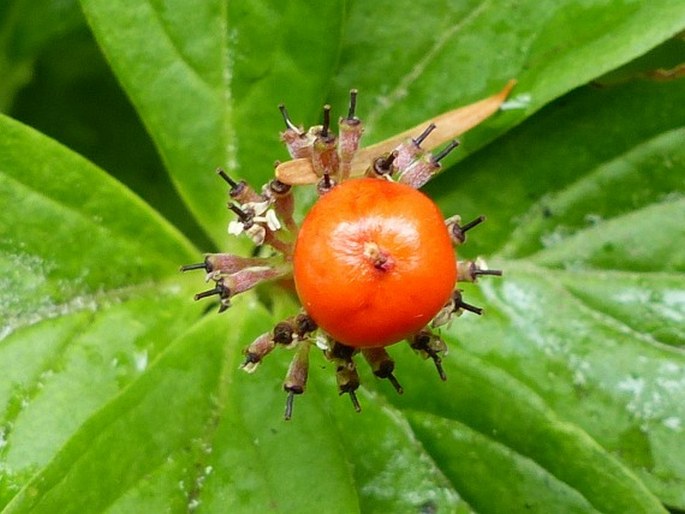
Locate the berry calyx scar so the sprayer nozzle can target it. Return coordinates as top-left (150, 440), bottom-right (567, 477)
top-left (182, 83), bottom-right (513, 420)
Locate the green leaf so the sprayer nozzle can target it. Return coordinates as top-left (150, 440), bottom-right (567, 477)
top-left (79, 0), bottom-right (685, 245)
top-left (0, 0), bottom-right (83, 110)
top-left (0, 115), bottom-right (203, 505)
top-left (2, 313), bottom-right (249, 514)
top-left (428, 79), bottom-right (685, 257)
top-left (6, 26), bottom-right (211, 250)
top-left (2, 1), bottom-right (685, 513)
top-left (2, 302), bottom-right (476, 514)
top-left (78, 0), bottom-right (346, 247)
top-left (447, 267), bottom-right (684, 509)
top-left (426, 77), bottom-right (685, 506)
top-left (0, 114), bottom-right (197, 323)
top-left (409, 412), bottom-right (602, 514)
top-left (329, 0), bottom-right (685, 147)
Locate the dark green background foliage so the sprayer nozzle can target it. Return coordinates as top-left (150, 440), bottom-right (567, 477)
top-left (1, 1), bottom-right (684, 512)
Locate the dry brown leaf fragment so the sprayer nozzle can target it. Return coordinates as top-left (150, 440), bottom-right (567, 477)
top-left (276, 80), bottom-right (516, 185)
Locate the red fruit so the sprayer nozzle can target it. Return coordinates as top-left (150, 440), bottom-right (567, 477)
top-left (293, 178), bottom-right (456, 347)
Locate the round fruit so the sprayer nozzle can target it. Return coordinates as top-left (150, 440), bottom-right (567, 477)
top-left (293, 178), bottom-right (456, 347)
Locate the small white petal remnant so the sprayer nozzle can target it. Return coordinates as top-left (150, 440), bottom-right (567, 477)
top-left (227, 221), bottom-right (244, 236)
top-left (263, 209), bottom-right (282, 231)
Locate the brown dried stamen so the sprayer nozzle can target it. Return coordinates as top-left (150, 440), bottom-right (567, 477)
top-left (410, 331), bottom-right (448, 381)
top-left (457, 259), bottom-right (503, 282)
top-left (321, 104), bottom-right (332, 139)
top-left (346, 89), bottom-right (359, 121)
top-left (452, 290), bottom-right (483, 315)
top-left (368, 151), bottom-right (397, 179)
top-left (413, 123), bottom-right (436, 146)
top-left (180, 261), bottom-right (208, 272)
top-left (228, 203), bottom-right (252, 224)
top-left (433, 139), bottom-right (460, 163)
top-left (193, 280), bottom-right (231, 313)
top-left (279, 104), bottom-right (303, 134)
top-left (217, 168), bottom-right (262, 202)
top-left (283, 342), bottom-right (311, 420)
top-left (362, 347), bottom-right (404, 394)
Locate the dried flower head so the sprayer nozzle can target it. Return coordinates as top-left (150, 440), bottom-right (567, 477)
top-left (182, 85), bottom-right (512, 419)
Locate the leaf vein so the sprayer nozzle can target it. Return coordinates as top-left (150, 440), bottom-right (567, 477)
top-left (1, 281), bottom-right (165, 343)
top-left (364, 0), bottom-right (491, 132)
top-left (145, 0), bottom-right (214, 92)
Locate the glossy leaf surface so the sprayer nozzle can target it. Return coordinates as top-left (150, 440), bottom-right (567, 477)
top-left (1, 1), bottom-right (684, 512)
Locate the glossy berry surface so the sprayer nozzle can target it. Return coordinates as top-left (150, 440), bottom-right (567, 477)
top-left (293, 178), bottom-right (457, 347)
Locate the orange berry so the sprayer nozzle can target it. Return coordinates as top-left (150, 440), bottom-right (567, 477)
top-left (293, 178), bottom-right (456, 347)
